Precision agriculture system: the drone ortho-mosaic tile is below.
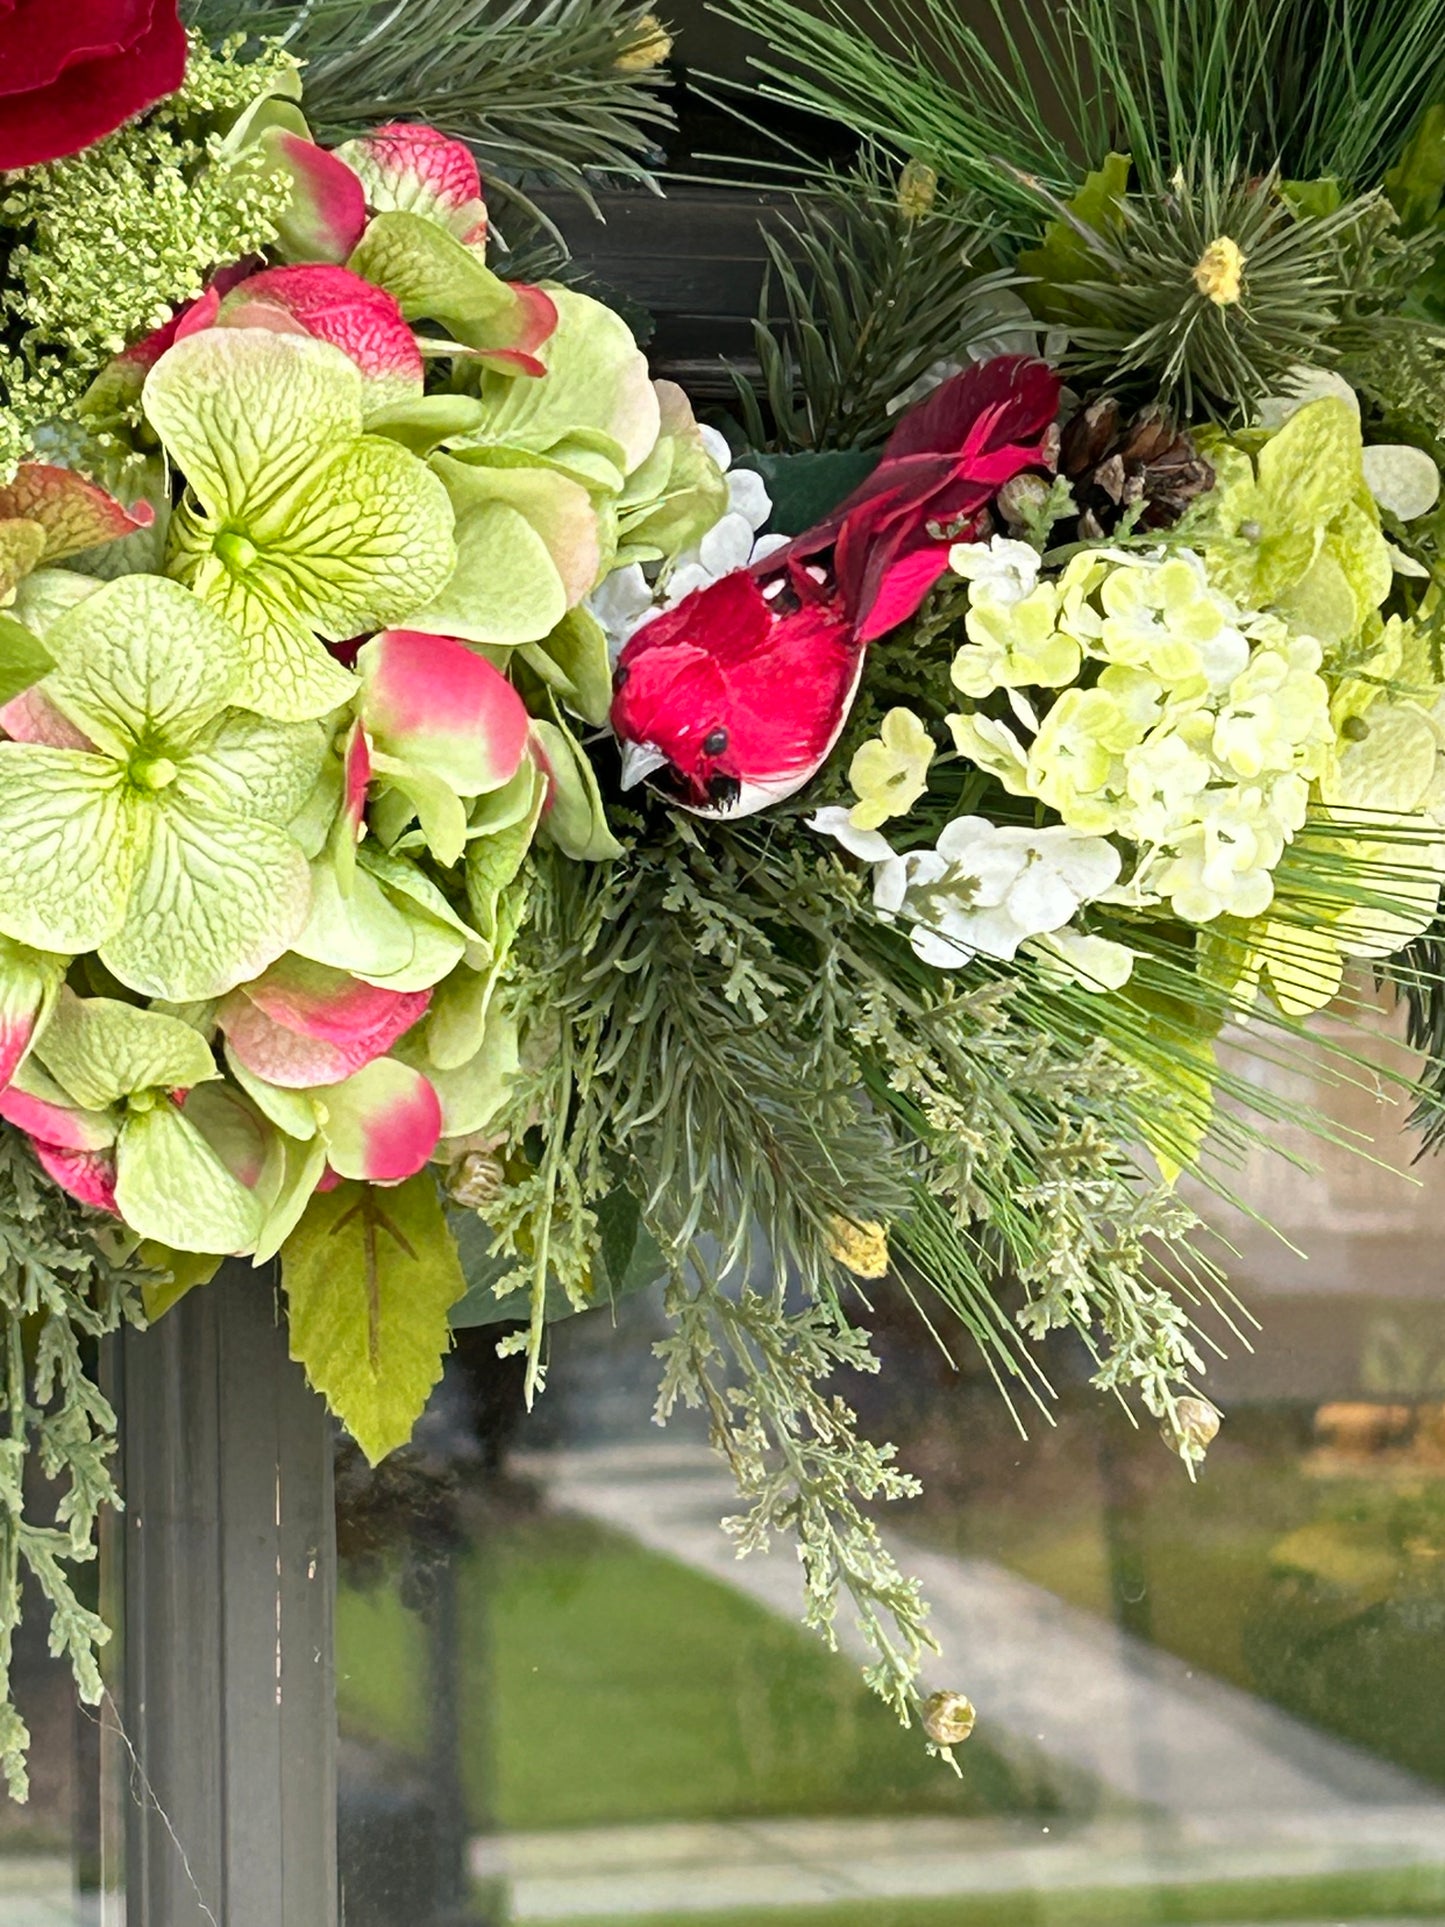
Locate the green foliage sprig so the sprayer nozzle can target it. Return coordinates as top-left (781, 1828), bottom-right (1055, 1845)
top-left (0, 1129), bottom-right (143, 1802)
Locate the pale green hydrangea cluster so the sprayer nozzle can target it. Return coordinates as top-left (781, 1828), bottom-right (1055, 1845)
top-left (949, 544), bottom-right (1334, 923)
top-left (0, 36), bottom-right (297, 479)
top-left (837, 389), bottom-right (1445, 1012)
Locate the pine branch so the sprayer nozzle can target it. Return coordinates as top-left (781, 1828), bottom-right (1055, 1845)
top-left (733, 154), bottom-right (1018, 453)
top-left (720, 0), bottom-right (1445, 224)
top-left (186, 0), bottom-right (673, 203)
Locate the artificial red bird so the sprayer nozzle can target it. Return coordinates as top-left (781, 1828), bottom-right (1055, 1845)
top-left (610, 356), bottom-right (1060, 819)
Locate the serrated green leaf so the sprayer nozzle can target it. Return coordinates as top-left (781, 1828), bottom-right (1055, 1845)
top-left (1016, 153), bottom-right (1132, 320)
top-left (37, 991), bottom-right (218, 1110)
top-left (283, 1175), bottom-right (465, 1463)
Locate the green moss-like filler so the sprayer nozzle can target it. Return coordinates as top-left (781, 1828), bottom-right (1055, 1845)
top-left (0, 35), bottom-right (299, 480)
top-left (0, 1126), bottom-right (143, 1801)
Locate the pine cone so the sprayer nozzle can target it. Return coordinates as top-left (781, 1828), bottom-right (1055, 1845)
top-left (1055, 398), bottom-right (1214, 540)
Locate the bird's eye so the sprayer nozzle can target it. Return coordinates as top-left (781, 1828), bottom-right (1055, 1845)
top-left (613, 663), bottom-right (630, 689)
top-left (702, 726), bottom-right (729, 756)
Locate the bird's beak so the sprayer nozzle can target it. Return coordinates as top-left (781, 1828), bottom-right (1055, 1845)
top-left (618, 741), bottom-right (670, 790)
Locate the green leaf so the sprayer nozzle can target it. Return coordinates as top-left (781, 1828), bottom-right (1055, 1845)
top-left (37, 991), bottom-right (218, 1110)
top-left (1016, 153), bottom-right (1132, 319)
top-left (139, 1244), bottom-right (225, 1322)
top-left (737, 449), bottom-right (878, 536)
top-left (282, 1175), bottom-right (466, 1463)
top-left (114, 1100), bottom-right (265, 1254)
top-left (0, 614), bottom-right (53, 708)
top-left (1386, 105), bottom-right (1445, 232)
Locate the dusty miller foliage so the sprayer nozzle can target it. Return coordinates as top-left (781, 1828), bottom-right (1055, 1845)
top-left (478, 803), bottom-right (1213, 1729)
top-left (0, 1128), bottom-right (142, 1801)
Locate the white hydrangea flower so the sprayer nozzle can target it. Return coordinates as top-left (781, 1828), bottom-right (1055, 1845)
top-left (810, 808), bottom-right (1121, 969)
top-left (949, 535), bottom-right (1042, 607)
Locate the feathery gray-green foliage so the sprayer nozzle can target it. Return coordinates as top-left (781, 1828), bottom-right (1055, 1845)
top-left (0, 1129), bottom-right (143, 1802)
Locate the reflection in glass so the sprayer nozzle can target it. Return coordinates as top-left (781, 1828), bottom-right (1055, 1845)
top-left (336, 1010), bottom-right (1445, 1926)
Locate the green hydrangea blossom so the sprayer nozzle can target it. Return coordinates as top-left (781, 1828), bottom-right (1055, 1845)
top-left (1185, 397), bottom-right (1393, 650)
top-left (146, 330), bottom-right (457, 721)
top-left (948, 548), bottom-right (1336, 924)
top-left (0, 575), bottom-right (325, 999)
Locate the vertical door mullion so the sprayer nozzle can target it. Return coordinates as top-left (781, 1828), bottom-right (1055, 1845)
top-left (111, 1262), bottom-right (336, 1926)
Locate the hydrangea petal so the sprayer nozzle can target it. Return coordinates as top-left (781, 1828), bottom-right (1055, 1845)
top-left (259, 129), bottom-right (370, 265)
top-left (0, 938), bottom-right (62, 1093)
top-left (0, 746), bottom-right (135, 956)
top-left (316, 1056), bottom-right (443, 1182)
top-left (115, 1100), bottom-right (264, 1254)
top-left (358, 629), bottom-right (530, 796)
top-left (216, 265), bottom-right (425, 411)
top-left (32, 1142), bottom-right (119, 1215)
top-left (36, 989), bottom-right (217, 1110)
top-left (335, 124), bottom-right (489, 246)
top-left (0, 465), bottom-right (154, 565)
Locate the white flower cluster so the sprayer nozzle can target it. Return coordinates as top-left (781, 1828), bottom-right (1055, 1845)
top-left (811, 806), bottom-right (1129, 984)
top-left (948, 540), bottom-right (1336, 923)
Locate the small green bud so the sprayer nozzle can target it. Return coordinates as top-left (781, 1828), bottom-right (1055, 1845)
top-left (131, 755), bottom-right (178, 792)
top-left (1342, 715), bottom-right (1370, 742)
top-left (921, 1689), bottom-right (976, 1748)
top-left (1162, 1395), bottom-right (1221, 1461)
top-left (898, 159), bottom-right (939, 221)
top-left (216, 530), bottom-right (259, 575)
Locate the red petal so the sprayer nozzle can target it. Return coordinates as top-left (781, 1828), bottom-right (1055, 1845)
top-left (0, 4), bottom-right (187, 171)
top-left (31, 1141), bottom-right (119, 1214)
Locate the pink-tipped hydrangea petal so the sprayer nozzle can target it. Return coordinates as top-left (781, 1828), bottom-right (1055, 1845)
top-left (0, 687), bottom-right (94, 749)
top-left (358, 629), bottom-right (530, 796)
top-left (218, 959), bottom-right (431, 1089)
top-left (337, 123), bottom-right (488, 245)
top-left (343, 721), bottom-right (372, 842)
top-left (31, 1142), bottom-right (119, 1214)
top-left (0, 464), bottom-right (154, 563)
top-left (215, 264), bottom-right (424, 405)
top-left (318, 1056), bottom-right (443, 1183)
top-left (172, 285), bottom-right (223, 342)
top-left (0, 1084), bottom-right (114, 1151)
top-left (263, 129), bottom-right (370, 265)
top-left (239, 956), bottom-right (430, 1048)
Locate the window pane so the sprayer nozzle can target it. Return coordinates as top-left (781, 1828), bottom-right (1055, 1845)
top-left (335, 1016), bottom-right (1445, 1926)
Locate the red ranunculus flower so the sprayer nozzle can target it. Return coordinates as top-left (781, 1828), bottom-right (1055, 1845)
top-left (0, 0), bottom-right (187, 172)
